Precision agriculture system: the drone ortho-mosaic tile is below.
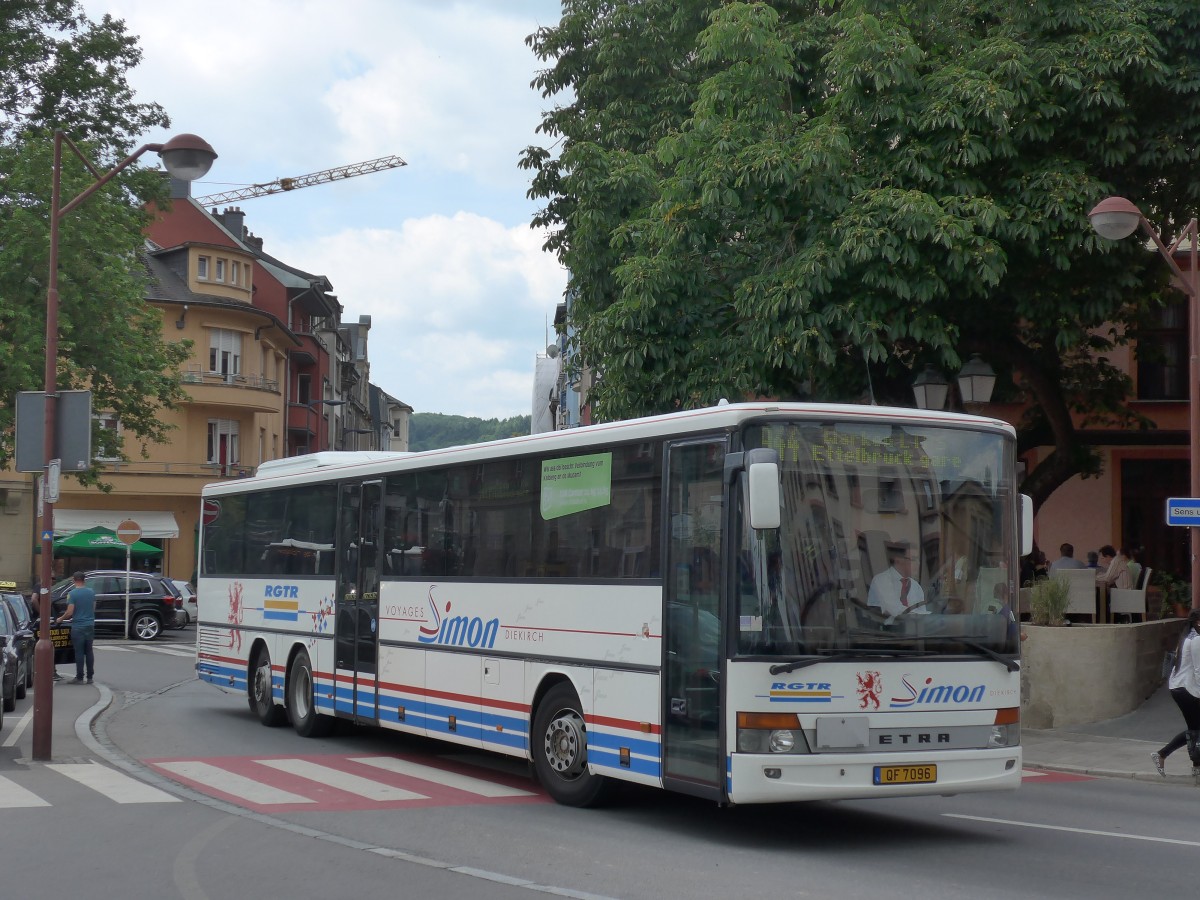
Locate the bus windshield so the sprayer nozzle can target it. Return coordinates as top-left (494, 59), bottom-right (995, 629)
top-left (736, 419), bottom-right (1019, 660)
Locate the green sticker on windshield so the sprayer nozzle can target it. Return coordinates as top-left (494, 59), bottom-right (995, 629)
top-left (541, 453), bottom-right (612, 520)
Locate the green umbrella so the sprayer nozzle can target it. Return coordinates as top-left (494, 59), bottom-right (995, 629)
top-left (50, 525), bottom-right (163, 560)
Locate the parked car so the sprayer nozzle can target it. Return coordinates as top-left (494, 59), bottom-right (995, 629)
top-left (0, 593), bottom-right (32, 713)
top-left (0, 591), bottom-right (36, 702)
top-left (50, 571), bottom-right (182, 641)
top-left (171, 580), bottom-right (197, 627)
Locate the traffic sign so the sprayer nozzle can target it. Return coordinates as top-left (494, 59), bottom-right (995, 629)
top-left (1166, 498), bottom-right (1200, 526)
top-left (116, 519), bottom-right (142, 545)
top-left (201, 498), bottom-right (221, 526)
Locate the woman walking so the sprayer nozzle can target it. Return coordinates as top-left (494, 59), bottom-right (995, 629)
top-left (1152, 609), bottom-right (1200, 776)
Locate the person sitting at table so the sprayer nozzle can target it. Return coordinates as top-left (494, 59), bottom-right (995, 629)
top-left (1049, 542), bottom-right (1087, 573)
top-left (1126, 547), bottom-right (1144, 590)
top-left (1097, 545), bottom-right (1132, 590)
top-left (1086, 550), bottom-right (1100, 569)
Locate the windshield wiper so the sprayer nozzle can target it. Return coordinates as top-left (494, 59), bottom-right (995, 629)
top-left (920, 636), bottom-right (1020, 672)
top-left (769, 648), bottom-right (927, 675)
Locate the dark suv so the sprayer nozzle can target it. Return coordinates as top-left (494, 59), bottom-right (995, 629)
top-left (50, 571), bottom-right (182, 641)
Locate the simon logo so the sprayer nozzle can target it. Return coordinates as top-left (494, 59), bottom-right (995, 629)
top-left (417, 585), bottom-right (499, 649)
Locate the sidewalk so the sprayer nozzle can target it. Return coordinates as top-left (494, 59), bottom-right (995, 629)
top-left (1023, 682), bottom-right (1199, 784)
top-left (9, 678), bottom-right (109, 764)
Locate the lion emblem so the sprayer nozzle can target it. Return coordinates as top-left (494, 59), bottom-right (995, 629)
top-left (857, 670), bottom-right (883, 710)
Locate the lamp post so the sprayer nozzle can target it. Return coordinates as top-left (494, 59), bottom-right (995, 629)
top-left (912, 358), bottom-right (997, 411)
top-left (339, 427), bottom-right (374, 450)
top-left (912, 365), bottom-right (951, 410)
top-left (1089, 196), bottom-right (1199, 610)
top-left (33, 131), bottom-right (217, 761)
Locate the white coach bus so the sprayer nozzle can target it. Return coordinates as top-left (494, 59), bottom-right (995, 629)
top-left (196, 401), bottom-right (1030, 806)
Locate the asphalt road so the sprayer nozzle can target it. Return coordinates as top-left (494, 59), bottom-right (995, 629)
top-left (4, 630), bottom-right (1197, 900)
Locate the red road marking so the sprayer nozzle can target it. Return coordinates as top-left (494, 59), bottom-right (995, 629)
top-left (145, 753), bottom-right (550, 813)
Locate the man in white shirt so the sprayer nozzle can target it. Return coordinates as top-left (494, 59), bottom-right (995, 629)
top-left (868, 547), bottom-right (927, 618)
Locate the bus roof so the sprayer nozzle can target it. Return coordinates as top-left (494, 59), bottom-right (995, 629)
top-left (202, 401), bottom-right (1015, 497)
top-left (252, 451), bottom-right (409, 477)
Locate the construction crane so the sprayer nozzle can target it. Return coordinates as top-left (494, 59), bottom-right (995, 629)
top-left (194, 155), bottom-right (407, 206)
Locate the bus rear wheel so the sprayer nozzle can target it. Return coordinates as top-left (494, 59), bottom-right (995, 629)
top-left (249, 647), bottom-right (285, 726)
top-left (532, 682), bottom-right (613, 807)
top-left (288, 648), bottom-right (333, 738)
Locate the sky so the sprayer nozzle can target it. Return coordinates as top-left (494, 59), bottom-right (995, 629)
top-left (79, 0), bottom-right (567, 419)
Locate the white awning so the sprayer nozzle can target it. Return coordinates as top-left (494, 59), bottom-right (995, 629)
top-left (54, 509), bottom-right (180, 539)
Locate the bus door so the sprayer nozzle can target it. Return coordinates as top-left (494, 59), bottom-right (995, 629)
top-left (336, 480), bottom-right (382, 725)
top-left (662, 439), bottom-right (725, 797)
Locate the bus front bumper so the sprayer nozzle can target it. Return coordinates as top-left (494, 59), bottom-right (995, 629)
top-left (727, 746), bottom-right (1022, 804)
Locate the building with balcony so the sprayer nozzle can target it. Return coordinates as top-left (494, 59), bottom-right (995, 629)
top-left (4, 183), bottom-right (394, 589)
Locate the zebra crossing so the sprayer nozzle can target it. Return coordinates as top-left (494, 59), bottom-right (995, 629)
top-left (97, 639), bottom-right (195, 658)
top-left (0, 752), bottom-right (547, 811)
top-left (0, 752), bottom-right (1088, 811)
top-left (0, 761), bottom-right (180, 808)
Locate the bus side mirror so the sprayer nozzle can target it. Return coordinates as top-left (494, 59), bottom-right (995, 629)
top-left (1020, 494), bottom-right (1033, 556)
top-left (746, 448), bottom-right (781, 530)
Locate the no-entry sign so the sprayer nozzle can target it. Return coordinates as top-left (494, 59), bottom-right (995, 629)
top-left (116, 519), bottom-right (142, 545)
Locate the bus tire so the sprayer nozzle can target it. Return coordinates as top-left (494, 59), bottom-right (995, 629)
top-left (249, 647), bottom-right (285, 727)
top-left (532, 682), bottom-right (613, 807)
top-left (288, 648), bottom-right (333, 738)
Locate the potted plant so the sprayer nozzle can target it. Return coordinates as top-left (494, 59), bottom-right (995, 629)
top-left (1155, 571), bottom-right (1191, 619)
top-left (1030, 576), bottom-right (1071, 626)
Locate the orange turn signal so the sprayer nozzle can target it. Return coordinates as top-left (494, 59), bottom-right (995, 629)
top-left (994, 707), bottom-right (1020, 725)
top-left (737, 712), bottom-right (801, 730)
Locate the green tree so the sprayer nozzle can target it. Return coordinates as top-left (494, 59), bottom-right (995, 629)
top-left (0, 1), bottom-right (189, 479)
top-left (523, 0), bottom-right (1200, 508)
top-left (409, 413), bottom-right (532, 452)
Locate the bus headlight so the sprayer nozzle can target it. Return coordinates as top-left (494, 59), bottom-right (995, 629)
top-left (769, 730), bottom-right (796, 753)
top-left (736, 712), bottom-right (809, 754)
top-left (989, 708), bottom-right (1020, 748)
top-left (988, 723), bottom-right (1020, 748)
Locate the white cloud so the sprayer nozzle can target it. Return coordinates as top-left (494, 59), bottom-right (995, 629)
top-left (82, 0), bottom-right (566, 417)
top-left (270, 212), bottom-right (566, 417)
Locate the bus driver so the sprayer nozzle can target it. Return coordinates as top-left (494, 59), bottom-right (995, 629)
top-left (867, 547), bottom-right (928, 618)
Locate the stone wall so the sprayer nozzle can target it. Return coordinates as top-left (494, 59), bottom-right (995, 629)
top-left (1021, 620), bottom-right (1185, 729)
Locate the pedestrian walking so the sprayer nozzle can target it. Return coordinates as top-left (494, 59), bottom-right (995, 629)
top-left (1151, 609), bottom-right (1200, 776)
top-left (52, 571), bottom-right (96, 684)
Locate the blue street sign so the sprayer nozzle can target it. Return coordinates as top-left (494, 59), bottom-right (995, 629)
top-left (1166, 498), bottom-right (1200, 526)
top-left (41, 530), bottom-right (53, 542)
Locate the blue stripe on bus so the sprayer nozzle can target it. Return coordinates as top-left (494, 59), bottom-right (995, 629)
top-left (587, 730), bottom-right (660, 758)
top-left (481, 709), bottom-right (528, 735)
top-left (199, 662), bottom-right (247, 692)
top-left (589, 747), bottom-right (661, 778)
top-left (423, 698), bottom-right (483, 729)
top-left (263, 610), bottom-right (299, 622)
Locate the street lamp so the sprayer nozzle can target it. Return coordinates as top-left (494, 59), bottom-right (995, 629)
top-left (34, 131), bottom-right (217, 761)
top-left (1089, 196), bottom-right (1199, 610)
top-left (913, 357), bottom-right (997, 411)
top-left (957, 354), bottom-right (997, 407)
top-left (339, 427), bottom-right (373, 450)
top-left (912, 365), bottom-right (951, 410)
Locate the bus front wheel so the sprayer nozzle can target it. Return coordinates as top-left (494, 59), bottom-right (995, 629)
top-left (288, 648), bottom-right (333, 738)
top-left (249, 647), bottom-right (285, 726)
top-left (532, 682), bottom-right (613, 807)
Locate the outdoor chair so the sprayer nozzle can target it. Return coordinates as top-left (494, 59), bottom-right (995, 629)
top-left (1110, 567), bottom-right (1152, 623)
top-left (1060, 568), bottom-right (1098, 622)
